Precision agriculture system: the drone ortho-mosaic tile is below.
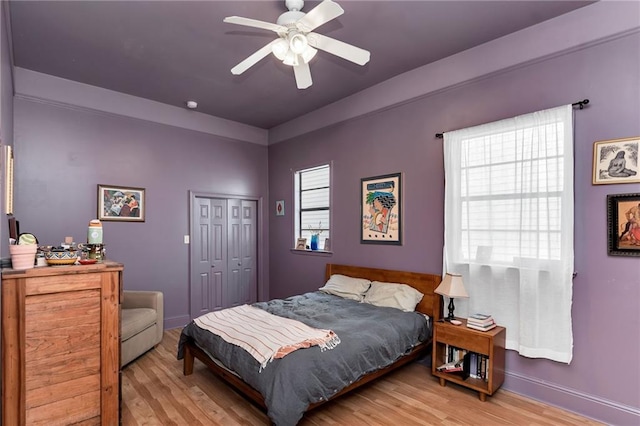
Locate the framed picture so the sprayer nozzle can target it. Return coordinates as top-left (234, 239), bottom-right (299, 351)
top-left (4, 145), bottom-right (14, 214)
top-left (98, 184), bottom-right (145, 222)
top-left (593, 137), bottom-right (640, 185)
top-left (607, 193), bottom-right (640, 257)
top-left (295, 237), bottom-right (307, 250)
top-left (7, 216), bottom-right (17, 240)
top-left (361, 172), bottom-right (402, 245)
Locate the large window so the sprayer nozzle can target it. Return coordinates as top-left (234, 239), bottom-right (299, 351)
top-left (443, 105), bottom-right (574, 363)
top-left (458, 126), bottom-right (565, 264)
top-left (295, 164), bottom-right (330, 247)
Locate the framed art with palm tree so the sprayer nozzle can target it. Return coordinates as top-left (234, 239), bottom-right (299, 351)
top-left (361, 172), bottom-right (402, 245)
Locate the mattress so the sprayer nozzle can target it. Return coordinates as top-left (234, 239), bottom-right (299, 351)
top-left (178, 291), bottom-right (431, 426)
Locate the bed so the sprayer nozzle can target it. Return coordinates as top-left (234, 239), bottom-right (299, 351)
top-left (178, 263), bottom-right (442, 425)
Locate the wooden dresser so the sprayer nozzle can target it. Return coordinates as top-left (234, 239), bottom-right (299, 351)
top-left (2, 261), bottom-right (123, 425)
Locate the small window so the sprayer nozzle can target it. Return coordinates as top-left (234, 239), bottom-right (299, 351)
top-left (294, 164), bottom-right (330, 248)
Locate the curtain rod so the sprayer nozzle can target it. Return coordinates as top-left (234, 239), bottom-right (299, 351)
top-left (434, 99), bottom-right (589, 139)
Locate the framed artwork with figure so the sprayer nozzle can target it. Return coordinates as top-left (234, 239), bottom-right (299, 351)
top-left (98, 184), bottom-right (146, 222)
top-left (361, 172), bottom-right (402, 245)
top-left (593, 137), bottom-right (640, 185)
top-left (295, 238), bottom-right (307, 250)
top-left (607, 193), bottom-right (640, 257)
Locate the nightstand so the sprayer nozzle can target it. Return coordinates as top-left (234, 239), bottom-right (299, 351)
top-left (432, 318), bottom-right (505, 401)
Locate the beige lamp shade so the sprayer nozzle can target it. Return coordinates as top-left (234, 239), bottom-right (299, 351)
top-left (435, 273), bottom-right (468, 321)
top-left (435, 273), bottom-right (469, 298)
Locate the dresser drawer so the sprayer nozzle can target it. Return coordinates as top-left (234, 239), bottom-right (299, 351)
top-left (436, 326), bottom-right (490, 355)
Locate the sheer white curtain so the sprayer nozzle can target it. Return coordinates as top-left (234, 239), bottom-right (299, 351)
top-left (443, 105), bottom-right (574, 363)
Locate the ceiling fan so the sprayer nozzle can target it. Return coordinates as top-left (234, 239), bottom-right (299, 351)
top-left (224, 0), bottom-right (370, 89)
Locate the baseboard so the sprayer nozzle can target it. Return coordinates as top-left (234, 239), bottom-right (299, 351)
top-left (164, 315), bottom-right (191, 330)
top-left (504, 371), bottom-right (640, 425)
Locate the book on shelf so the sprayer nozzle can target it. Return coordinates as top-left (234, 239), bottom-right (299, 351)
top-left (467, 313), bottom-right (495, 328)
top-left (445, 344), bottom-right (466, 363)
top-left (467, 318), bottom-right (495, 325)
top-left (471, 353), bottom-right (489, 381)
top-left (467, 322), bottom-right (497, 332)
top-left (468, 352), bottom-right (476, 379)
top-left (436, 358), bottom-right (464, 372)
top-left (439, 348), bottom-right (489, 382)
top-left (467, 318), bottom-right (495, 327)
top-left (468, 313), bottom-right (492, 321)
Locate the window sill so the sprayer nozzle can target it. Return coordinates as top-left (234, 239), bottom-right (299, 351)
top-left (290, 248), bottom-right (333, 256)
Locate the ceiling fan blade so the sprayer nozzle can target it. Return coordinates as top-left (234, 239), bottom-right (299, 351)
top-left (231, 39), bottom-right (279, 75)
top-left (295, 0), bottom-right (344, 33)
top-left (307, 32), bottom-right (370, 66)
top-left (293, 61), bottom-right (313, 89)
top-left (224, 16), bottom-right (288, 34)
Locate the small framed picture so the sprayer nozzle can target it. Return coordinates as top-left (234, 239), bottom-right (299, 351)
top-left (296, 238), bottom-right (307, 250)
top-left (593, 137), bottom-right (640, 185)
top-left (98, 184), bottom-right (145, 222)
top-left (607, 193), bottom-right (640, 257)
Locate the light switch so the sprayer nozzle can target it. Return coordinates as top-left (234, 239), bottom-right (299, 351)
top-left (184, 235), bottom-right (190, 244)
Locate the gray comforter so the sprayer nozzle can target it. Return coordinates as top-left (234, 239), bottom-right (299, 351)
top-left (177, 291), bottom-right (430, 425)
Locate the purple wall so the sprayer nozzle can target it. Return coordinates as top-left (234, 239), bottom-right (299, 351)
top-left (13, 100), bottom-right (269, 328)
top-left (7, 8), bottom-right (639, 424)
top-left (0, 0), bottom-right (13, 401)
top-left (1, 2), bottom-right (13, 258)
top-left (268, 33), bottom-right (640, 424)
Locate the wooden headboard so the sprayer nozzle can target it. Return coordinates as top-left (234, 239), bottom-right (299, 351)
top-left (325, 264), bottom-right (442, 320)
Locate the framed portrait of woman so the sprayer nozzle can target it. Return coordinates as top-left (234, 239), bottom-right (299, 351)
top-left (593, 137), bottom-right (640, 185)
top-left (607, 193), bottom-right (640, 257)
top-left (360, 172), bottom-right (402, 245)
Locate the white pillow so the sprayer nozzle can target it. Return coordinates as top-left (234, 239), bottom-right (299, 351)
top-left (319, 274), bottom-right (371, 301)
top-left (363, 281), bottom-right (424, 312)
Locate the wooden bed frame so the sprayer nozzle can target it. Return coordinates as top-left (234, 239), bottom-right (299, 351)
top-left (182, 263), bottom-right (442, 413)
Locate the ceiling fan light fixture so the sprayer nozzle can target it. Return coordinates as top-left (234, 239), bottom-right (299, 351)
top-left (285, 0), bottom-right (304, 12)
top-left (288, 32), bottom-right (308, 55)
top-left (301, 46), bottom-right (317, 64)
top-left (225, 0), bottom-right (370, 89)
top-left (276, 10), bottom-right (305, 26)
top-left (272, 38), bottom-right (289, 60)
top-left (283, 50), bottom-right (299, 66)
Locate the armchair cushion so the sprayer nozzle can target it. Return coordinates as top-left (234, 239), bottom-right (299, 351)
top-left (121, 290), bottom-right (164, 367)
top-left (122, 308), bottom-right (156, 341)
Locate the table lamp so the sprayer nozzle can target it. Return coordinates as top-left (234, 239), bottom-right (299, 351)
top-left (435, 273), bottom-right (469, 322)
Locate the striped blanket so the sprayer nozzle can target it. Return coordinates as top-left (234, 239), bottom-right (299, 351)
top-left (193, 304), bottom-right (340, 371)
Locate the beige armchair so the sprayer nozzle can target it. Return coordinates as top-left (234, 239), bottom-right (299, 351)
top-left (121, 290), bottom-right (164, 367)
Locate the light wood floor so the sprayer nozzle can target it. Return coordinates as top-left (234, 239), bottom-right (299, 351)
top-left (121, 329), bottom-right (602, 425)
